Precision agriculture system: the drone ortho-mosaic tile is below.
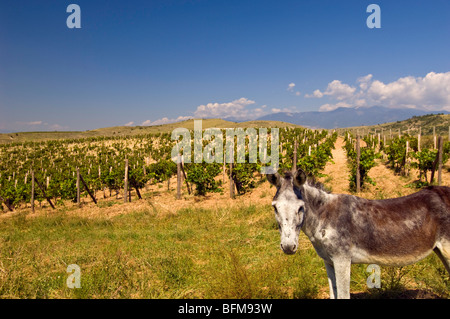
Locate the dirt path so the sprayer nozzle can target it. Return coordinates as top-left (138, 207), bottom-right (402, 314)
top-left (364, 158), bottom-right (416, 199)
top-left (319, 137), bottom-right (419, 199)
top-left (319, 137), bottom-right (352, 194)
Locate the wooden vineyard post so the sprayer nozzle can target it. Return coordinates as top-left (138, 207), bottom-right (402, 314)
top-left (180, 161), bottom-right (191, 195)
top-left (79, 173), bottom-right (97, 204)
top-left (405, 140), bottom-right (409, 176)
top-left (356, 135), bottom-right (361, 193)
top-left (76, 167), bottom-right (81, 207)
top-left (31, 170), bottom-right (35, 213)
top-left (377, 133), bottom-right (380, 151)
top-left (124, 159), bottom-right (129, 203)
top-left (430, 136), bottom-right (443, 185)
top-left (418, 133), bottom-right (421, 152)
top-left (177, 154), bottom-right (181, 200)
top-left (223, 151), bottom-right (226, 184)
top-left (438, 136), bottom-right (443, 186)
top-left (229, 148), bottom-right (234, 199)
top-left (34, 175), bottom-right (55, 209)
top-left (134, 187), bottom-right (142, 200)
top-left (433, 126), bottom-right (436, 149)
top-left (0, 194), bottom-right (14, 212)
top-left (293, 139), bottom-right (298, 171)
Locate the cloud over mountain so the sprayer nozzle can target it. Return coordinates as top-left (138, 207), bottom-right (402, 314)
top-left (305, 71), bottom-right (450, 112)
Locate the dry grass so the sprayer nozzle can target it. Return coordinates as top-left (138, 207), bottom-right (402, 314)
top-left (0, 200), bottom-right (330, 299)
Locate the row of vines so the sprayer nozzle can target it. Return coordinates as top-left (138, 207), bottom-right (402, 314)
top-left (0, 127), bottom-right (338, 211)
top-left (343, 130), bottom-right (450, 192)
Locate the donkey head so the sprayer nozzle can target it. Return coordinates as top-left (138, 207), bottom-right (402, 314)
top-left (267, 168), bottom-right (307, 255)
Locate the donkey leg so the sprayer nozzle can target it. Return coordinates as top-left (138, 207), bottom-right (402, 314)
top-left (434, 242), bottom-right (450, 275)
top-left (332, 257), bottom-right (351, 299)
top-left (324, 262), bottom-right (337, 299)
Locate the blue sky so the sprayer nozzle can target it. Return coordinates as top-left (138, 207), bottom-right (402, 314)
top-left (1, 0), bottom-right (449, 132)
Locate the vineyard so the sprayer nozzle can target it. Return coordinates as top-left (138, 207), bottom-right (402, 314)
top-left (1, 122), bottom-right (448, 212)
top-left (0, 126), bottom-right (338, 212)
top-left (1, 120), bottom-right (450, 299)
top-left (343, 129), bottom-right (450, 193)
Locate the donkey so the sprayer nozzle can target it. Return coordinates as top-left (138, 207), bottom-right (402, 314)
top-left (267, 168), bottom-right (450, 299)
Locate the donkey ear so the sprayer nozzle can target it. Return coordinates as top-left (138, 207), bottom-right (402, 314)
top-left (293, 168), bottom-right (307, 187)
top-left (266, 172), bottom-right (281, 188)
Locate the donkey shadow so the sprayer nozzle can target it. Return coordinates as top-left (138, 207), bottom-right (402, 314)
top-left (351, 288), bottom-right (445, 299)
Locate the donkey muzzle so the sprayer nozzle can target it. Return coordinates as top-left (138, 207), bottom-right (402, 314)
top-left (280, 242), bottom-right (298, 255)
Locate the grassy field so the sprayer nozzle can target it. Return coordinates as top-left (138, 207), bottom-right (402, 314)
top-left (1, 198), bottom-right (449, 299)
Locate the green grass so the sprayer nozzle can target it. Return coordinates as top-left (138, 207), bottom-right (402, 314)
top-left (0, 204), bottom-right (448, 299)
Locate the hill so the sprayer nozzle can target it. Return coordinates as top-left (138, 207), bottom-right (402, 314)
top-left (336, 113), bottom-right (450, 137)
top-left (256, 106), bottom-right (449, 129)
top-left (0, 119), bottom-right (303, 144)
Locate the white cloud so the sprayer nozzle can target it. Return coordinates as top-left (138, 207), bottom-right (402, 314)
top-left (271, 106), bottom-right (299, 114)
top-left (13, 120), bottom-right (67, 130)
top-left (18, 120), bottom-right (43, 125)
top-left (320, 80), bottom-right (356, 101)
top-left (366, 72), bottom-right (450, 110)
top-left (194, 97), bottom-right (259, 120)
top-left (319, 102), bottom-right (352, 112)
top-left (305, 89), bottom-right (323, 98)
top-left (357, 74), bottom-right (373, 90)
top-left (355, 99), bottom-right (367, 107)
top-left (287, 82), bottom-right (301, 96)
top-left (192, 97), bottom-right (299, 120)
top-left (308, 71), bottom-right (450, 112)
top-left (124, 121), bottom-right (134, 126)
top-left (141, 116), bottom-right (193, 126)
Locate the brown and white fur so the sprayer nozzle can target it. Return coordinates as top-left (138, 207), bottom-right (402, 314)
top-left (267, 168), bottom-right (450, 299)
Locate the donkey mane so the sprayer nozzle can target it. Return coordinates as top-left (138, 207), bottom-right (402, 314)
top-left (281, 170), bottom-right (331, 194)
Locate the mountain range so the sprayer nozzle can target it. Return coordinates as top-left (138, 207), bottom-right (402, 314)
top-left (254, 106), bottom-right (449, 129)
